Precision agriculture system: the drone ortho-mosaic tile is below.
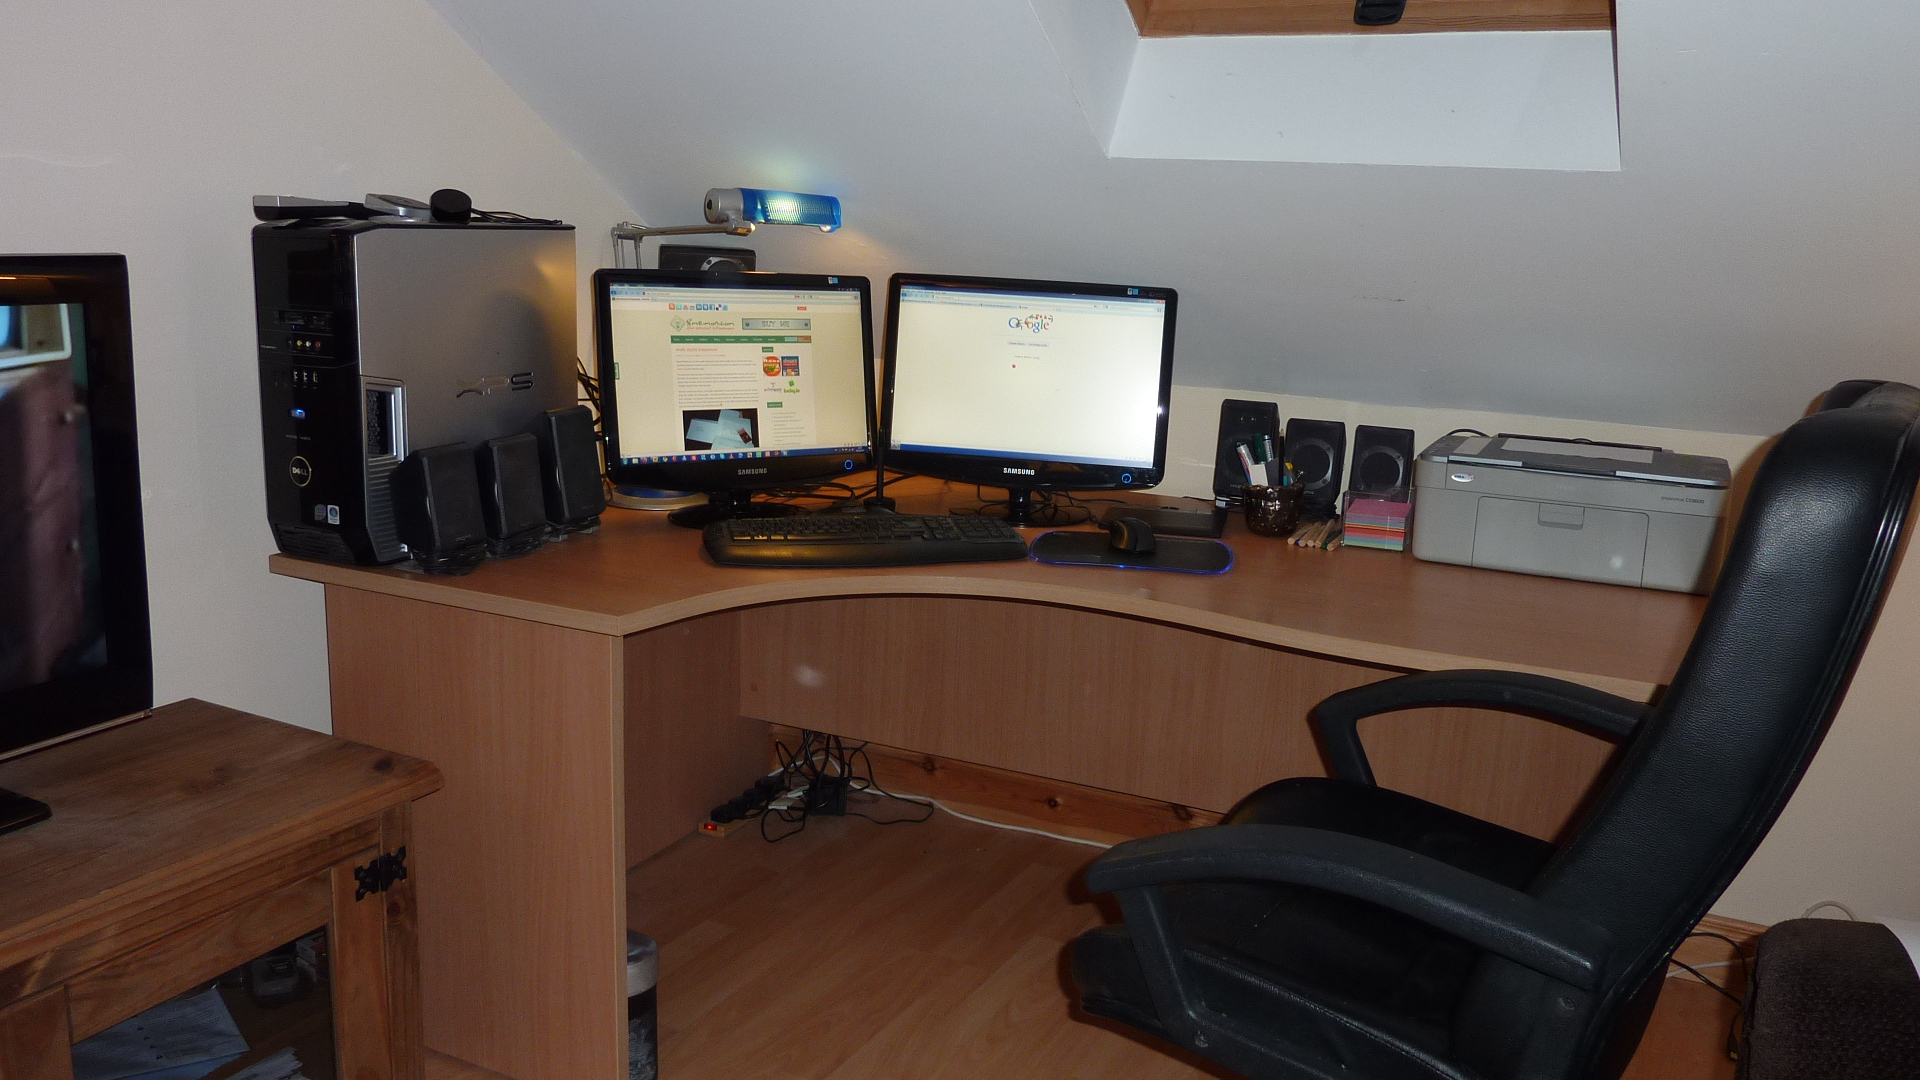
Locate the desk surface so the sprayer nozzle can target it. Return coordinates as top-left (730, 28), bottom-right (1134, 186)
top-left (269, 480), bottom-right (1706, 699)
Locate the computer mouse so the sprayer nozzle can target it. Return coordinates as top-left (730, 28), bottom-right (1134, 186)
top-left (1108, 516), bottom-right (1157, 554)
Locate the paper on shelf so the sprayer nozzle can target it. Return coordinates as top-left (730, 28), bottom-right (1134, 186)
top-left (71, 986), bottom-right (249, 1080)
top-left (227, 1047), bottom-right (309, 1080)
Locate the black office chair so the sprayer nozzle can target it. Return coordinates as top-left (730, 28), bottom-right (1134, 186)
top-left (1072, 380), bottom-right (1920, 1080)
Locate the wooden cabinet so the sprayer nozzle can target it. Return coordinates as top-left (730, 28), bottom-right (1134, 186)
top-left (0, 700), bottom-right (441, 1080)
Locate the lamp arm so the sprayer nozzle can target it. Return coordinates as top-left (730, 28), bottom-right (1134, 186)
top-left (610, 216), bottom-right (755, 243)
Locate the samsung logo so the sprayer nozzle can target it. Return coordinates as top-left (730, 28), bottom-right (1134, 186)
top-left (1003, 467), bottom-right (1036, 476)
top-left (736, 467), bottom-right (768, 476)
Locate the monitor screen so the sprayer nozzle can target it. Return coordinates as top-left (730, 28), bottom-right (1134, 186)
top-left (1, 255), bottom-right (151, 758)
top-left (882, 274), bottom-right (1176, 497)
top-left (595, 270), bottom-right (874, 499)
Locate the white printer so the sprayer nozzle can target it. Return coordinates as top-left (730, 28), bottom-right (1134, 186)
top-left (1411, 434), bottom-right (1731, 593)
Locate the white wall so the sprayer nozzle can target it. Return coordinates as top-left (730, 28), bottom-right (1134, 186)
top-left (429, 0), bottom-right (1920, 436)
top-left (1, 0), bottom-right (637, 731)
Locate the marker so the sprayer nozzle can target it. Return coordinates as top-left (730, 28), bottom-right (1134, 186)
top-left (1235, 442), bottom-right (1261, 489)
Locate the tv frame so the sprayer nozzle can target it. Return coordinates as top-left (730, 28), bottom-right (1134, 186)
top-left (593, 269), bottom-right (875, 521)
top-left (880, 272), bottom-right (1178, 519)
top-left (0, 254), bottom-right (152, 761)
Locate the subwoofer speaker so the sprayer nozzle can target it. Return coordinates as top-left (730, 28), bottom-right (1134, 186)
top-left (394, 443), bottom-right (487, 575)
top-left (476, 433), bottom-right (551, 559)
top-left (527, 405), bottom-right (606, 531)
top-left (1284, 418), bottom-right (1346, 519)
top-left (1213, 399), bottom-right (1281, 503)
top-left (1349, 425), bottom-right (1416, 499)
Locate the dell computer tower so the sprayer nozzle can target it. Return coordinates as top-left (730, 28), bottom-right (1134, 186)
top-left (254, 218), bottom-right (576, 565)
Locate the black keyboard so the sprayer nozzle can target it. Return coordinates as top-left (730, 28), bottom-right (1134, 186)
top-left (703, 513), bottom-right (1030, 568)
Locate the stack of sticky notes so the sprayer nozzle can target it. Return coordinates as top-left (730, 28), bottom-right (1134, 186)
top-left (1342, 498), bottom-right (1411, 551)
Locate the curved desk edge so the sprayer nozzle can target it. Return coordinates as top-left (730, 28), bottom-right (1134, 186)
top-left (268, 553), bottom-right (1666, 702)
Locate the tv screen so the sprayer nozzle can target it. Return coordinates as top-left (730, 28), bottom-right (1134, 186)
top-left (0, 255), bottom-right (151, 758)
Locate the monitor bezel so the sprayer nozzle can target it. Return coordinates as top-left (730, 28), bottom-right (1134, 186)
top-left (594, 269), bottom-right (876, 493)
top-left (0, 254), bottom-right (153, 759)
top-left (880, 272), bottom-right (1178, 492)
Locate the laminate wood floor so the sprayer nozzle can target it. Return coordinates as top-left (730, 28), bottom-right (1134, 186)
top-left (624, 803), bottom-right (1739, 1080)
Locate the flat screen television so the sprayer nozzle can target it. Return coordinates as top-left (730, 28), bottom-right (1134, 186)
top-left (881, 273), bottom-right (1177, 524)
top-left (594, 269), bottom-right (875, 527)
top-left (0, 255), bottom-right (151, 811)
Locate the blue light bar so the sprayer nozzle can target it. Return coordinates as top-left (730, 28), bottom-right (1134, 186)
top-left (738, 188), bottom-right (841, 231)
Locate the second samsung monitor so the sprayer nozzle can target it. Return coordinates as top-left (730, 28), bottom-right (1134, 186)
top-left (882, 273), bottom-right (1176, 523)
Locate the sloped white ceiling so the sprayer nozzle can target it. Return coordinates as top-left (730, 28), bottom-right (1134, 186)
top-left (427, 0), bottom-right (1920, 435)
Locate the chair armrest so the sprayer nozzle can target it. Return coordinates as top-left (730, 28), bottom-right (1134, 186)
top-left (1085, 824), bottom-right (1611, 990)
top-left (1311, 670), bottom-right (1649, 785)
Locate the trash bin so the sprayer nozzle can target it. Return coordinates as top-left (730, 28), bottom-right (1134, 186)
top-left (627, 931), bottom-right (658, 1080)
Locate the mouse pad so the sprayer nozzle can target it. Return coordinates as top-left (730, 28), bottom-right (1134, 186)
top-left (1030, 531), bottom-right (1234, 574)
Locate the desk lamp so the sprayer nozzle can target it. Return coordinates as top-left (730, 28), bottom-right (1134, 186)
top-left (611, 187), bottom-right (841, 269)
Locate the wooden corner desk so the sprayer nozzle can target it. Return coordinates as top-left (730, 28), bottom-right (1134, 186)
top-left (269, 480), bottom-right (1705, 1080)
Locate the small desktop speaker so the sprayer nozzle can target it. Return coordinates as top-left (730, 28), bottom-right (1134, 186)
top-left (527, 405), bottom-right (606, 531)
top-left (394, 443), bottom-right (487, 575)
top-left (476, 433), bottom-right (551, 559)
top-left (1349, 425), bottom-right (1416, 499)
top-left (1213, 399), bottom-right (1282, 503)
top-left (1284, 418), bottom-right (1347, 519)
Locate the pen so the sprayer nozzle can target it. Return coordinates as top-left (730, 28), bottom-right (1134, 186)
top-left (1262, 434), bottom-right (1279, 486)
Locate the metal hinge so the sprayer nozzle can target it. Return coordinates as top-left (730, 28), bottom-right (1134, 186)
top-left (354, 847), bottom-right (408, 900)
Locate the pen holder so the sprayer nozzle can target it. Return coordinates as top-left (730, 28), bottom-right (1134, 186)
top-left (1243, 485), bottom-right (1303, 537)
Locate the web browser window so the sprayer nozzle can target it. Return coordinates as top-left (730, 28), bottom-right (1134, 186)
top-left (606, 284), bottom-right (868, 463)
top-left (890, 286), bottom-right (1166, 467)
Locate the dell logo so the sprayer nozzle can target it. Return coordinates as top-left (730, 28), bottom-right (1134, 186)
top-left (1003, 467), bottom-right (1036, 476)
top-left (455, 372), bottom-right (535, 398)
top-left (737, 467), bottom-right (768, 476)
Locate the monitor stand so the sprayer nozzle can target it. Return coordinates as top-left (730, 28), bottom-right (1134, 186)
top-left (0, 787), bottom-right (52, 837)
top-left (667, 491), bottom-right (808, 530)
top-left (992, 488), bottom-right (1039, 527)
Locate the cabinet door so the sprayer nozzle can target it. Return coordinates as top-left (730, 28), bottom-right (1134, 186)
top-left (0, 987), bottom-right (73, 1080)
top-left (331, 804), bottom-right (421, 1080)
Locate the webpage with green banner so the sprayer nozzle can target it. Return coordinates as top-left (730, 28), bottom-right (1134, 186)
top-left (606, 283), bottom-right (868, 463)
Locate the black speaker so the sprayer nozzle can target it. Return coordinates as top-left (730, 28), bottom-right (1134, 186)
top-left (1213, 399), bottom-right (1281, 503)
top-left (476, 434), bottom-right (551, 559)
top-left (1349, 425), bottom-right (1416, 499)
top-left (527, 405), bottom-right (606, 531)
top-left (1284, 418), bottom-right (1346, 519)
top-left (394, 443), bottom-right (487, 575)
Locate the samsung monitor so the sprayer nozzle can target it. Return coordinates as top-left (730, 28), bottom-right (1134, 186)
top-left (595, 270), bottom-right (875, 528)
top-left (881, 273), bottom-right (1177, 524)
top-left (0, 255), bottom-right (152, 829)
